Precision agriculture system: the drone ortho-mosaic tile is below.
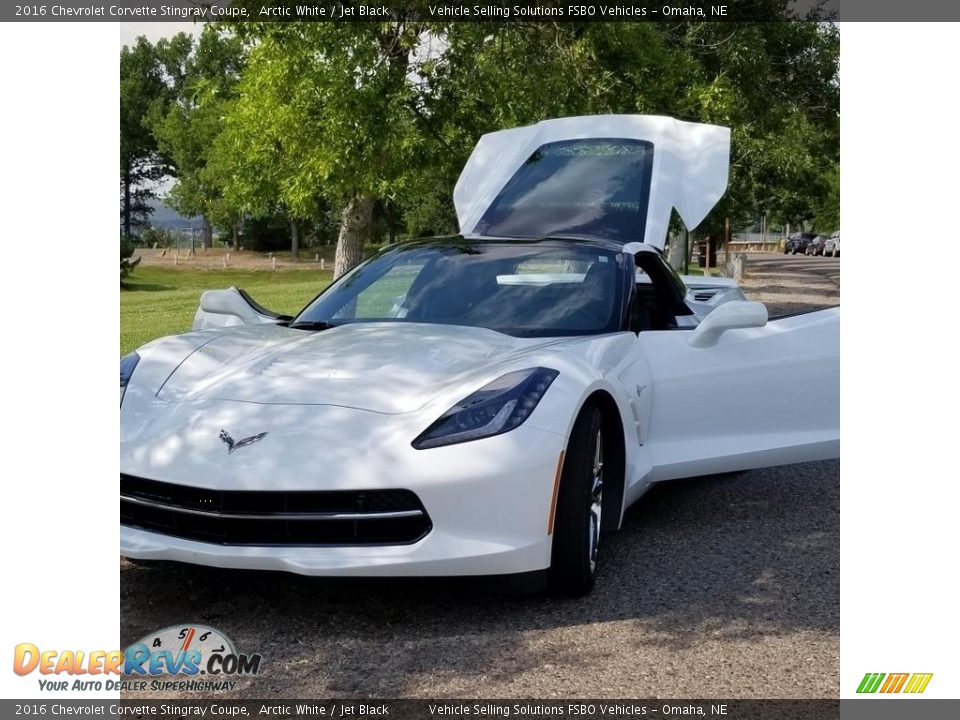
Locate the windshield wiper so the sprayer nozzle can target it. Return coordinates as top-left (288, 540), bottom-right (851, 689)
top-left (288, 320), bottom-right (339, 331)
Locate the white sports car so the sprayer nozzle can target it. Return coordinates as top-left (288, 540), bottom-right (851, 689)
top-left (120, 116), bottom-right (839, 595)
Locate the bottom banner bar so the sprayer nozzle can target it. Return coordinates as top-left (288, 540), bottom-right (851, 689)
top-left (0, 699), bottom-right (851, 720)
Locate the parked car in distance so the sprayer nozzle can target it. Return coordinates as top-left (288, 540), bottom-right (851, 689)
top-left (823, 231), bottom-right (840, 257)
top-left (805, 235), bottom-right (829, 256)
top-left (784, 232), bottom-right (818, 254)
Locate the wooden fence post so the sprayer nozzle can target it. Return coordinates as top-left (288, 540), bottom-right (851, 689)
top-left (724, 217), bottom-right (731, 268)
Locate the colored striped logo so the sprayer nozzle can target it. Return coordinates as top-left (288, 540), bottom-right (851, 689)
top-left (857, 672), bottom-right (933, 694)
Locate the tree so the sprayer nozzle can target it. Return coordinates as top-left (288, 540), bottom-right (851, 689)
top-left (193, 14), bottom-right (838, 275)
top-left (120, 37), bottom-right (169, 237)
top-left (152, 27), bottom-right (246, 249)
top-left (658, 20), bottom-right (840, 230)
top-left (120, 32), bottom-right (200, 238)
top-left (400, 22), bottom-right (696, 234)
top-left (212, 21), bottom-right (450, 274)
top-left (395, 19), bottom-right (838, 246)
top-left (812, 164), bottom-right (840, 232)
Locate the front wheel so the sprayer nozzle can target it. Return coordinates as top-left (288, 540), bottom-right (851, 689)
top-left (549, 407), bottom-right (604, 596)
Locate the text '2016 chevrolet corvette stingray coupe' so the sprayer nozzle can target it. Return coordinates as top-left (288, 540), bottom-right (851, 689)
top-left (120, 115), bottom-right (839, 595)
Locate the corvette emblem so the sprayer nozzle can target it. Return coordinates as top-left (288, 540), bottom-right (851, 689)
top-left (219, 429), bottom-right (268, 454)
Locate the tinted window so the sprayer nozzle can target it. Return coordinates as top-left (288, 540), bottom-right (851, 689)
top-left (473, 139), bottom-right (654, 243)
top-left (293, 241), bottom-right (628, 337)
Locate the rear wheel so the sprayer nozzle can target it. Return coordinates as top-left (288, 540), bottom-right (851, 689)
top-left (549, 407), bottom-right (604, 596)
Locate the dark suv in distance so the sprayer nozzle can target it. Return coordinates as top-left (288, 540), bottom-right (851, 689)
top-left (805, 234), bottom-right (829, 256)
top-left (784, 232), bottom-right (818, 254)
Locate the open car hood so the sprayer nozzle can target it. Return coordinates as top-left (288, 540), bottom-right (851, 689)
top-left (454, 115), bottom-right (730, 250)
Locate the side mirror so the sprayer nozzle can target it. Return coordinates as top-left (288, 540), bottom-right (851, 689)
top-left (688, 301), bottom-right (768, 349)
top-left (198, 288), bottom-right (262, 326)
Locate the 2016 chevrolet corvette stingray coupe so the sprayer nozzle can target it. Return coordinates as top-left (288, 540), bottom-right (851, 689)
top-left (120, 115), bottom-right (839, 595)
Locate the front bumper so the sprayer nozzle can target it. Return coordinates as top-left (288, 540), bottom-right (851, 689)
top-left (121, 404), bottom-right (565, 577)
top-left (121, 523), bottom-right (551, 577)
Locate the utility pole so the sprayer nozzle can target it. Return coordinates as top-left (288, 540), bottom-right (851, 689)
top-left (724, 217), bottom-right (731, 269)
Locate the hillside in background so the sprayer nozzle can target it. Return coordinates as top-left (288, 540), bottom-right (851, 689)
top-left (147, 198), bottom-right (196, 230)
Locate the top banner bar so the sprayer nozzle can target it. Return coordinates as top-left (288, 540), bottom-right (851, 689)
top-left (4, 0), bottom-right (952, 23)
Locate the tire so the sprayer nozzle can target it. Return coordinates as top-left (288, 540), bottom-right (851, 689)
top-left (549, 407), bottom-right (605, 596)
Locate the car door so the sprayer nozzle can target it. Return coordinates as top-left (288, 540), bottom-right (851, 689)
top-left (636, 307), bottom-right (839, 482)
top-left (454, 117), bottom-right (839, 482)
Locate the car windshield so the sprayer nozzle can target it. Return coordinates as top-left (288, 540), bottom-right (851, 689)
top-left (292, 241), bottom-right (627, 337)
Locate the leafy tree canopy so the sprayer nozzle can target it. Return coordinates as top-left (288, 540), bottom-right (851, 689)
top-left (122, 13), bottom-right (839, 274)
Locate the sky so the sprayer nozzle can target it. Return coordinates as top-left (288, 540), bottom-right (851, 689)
top-left (119, 21), bottom-right (196, 49)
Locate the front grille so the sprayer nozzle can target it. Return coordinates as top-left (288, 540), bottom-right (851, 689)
top-left (120, 475), bottom-right (431, 546)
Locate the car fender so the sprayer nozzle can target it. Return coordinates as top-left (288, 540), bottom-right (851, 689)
top-left (513, 334), bottom-right (648, 529)
top-left (123, 331), bottom-right (220, 403)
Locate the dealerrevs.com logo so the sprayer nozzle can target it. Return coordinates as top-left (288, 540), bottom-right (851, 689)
top-left (13, 624), bottom-right (262, 693)
top-left (856, 672), bottom-right (933, 694)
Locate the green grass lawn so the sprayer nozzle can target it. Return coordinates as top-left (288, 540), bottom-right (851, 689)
top-left (121, 266), bottom-right (333, 356)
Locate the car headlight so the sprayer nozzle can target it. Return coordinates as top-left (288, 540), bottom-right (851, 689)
top-left (120, 351), bottom-right (140, 406)
top-left (412, 367), bottom-right (559, 449)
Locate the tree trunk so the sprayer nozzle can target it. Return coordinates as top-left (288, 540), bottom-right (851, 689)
top-left (666, 230), bottom-right (686, 272)
top-left (201, 216), bottom-right (213, 250)
top-left (122, 161), bottom-right (132, 239)
top-left (290, 219), bottom-right (300, 261)
top-left (334, 196), bottom-right (376, 279)
top-left (290, 218), bottom-right (300, 261)
top-left (386, 200), bottom-right (396, 245)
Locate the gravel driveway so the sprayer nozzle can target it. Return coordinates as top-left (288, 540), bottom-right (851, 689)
top-left (120, 253), bottom-right (839, 699)
top-left (739, 253), bottom-right (840, 316)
